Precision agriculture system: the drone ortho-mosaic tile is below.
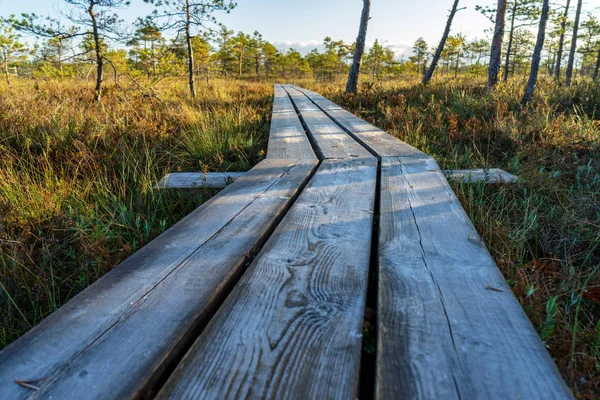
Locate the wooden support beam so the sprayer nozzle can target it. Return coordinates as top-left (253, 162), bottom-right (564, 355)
top-left (444, 168), bottom-right (519, 183)
top-left (155, 172), bottom-right (246, 189)
top-left (154, 168), bottom-right (518, 190)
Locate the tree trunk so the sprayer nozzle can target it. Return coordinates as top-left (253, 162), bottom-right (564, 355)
top-left (58, 44), bottom-right (63, 77)
top-left (522, 0), bottom-right (549, 105)
top-left (185, 0), bottom-right (196, 98)
top-left (488, 0), bottom-right (507, 89)
top-left (454, 52), bottom-right (460, 78)
top-left (256, 54), bottom-right (261, 78)
top-left (554, 0), bottom-right (571, 80)
top-left (423, 0), bottom-right (461, 85)
top-left (151, 41), bottom-right (157, 77)
top-left (238, 47), bottom-right (244, 77)
top-left (503, 0), bottom-right (518, 82)
top-left (565, 0), bottom-right (583, 86)
top-left (346, 0), bottom-right (371, 95)
top-left (548, 51), bottom-right (556, 75)
top-left (3, 50), bottom-right (9, 86)
top-left (593, 47), bottom-right (600, 81)
top-left (88, 4), bottom-right (103, 101)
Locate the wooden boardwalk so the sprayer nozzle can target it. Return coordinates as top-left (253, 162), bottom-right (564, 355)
top-left (0, 84), bottom-right (571, 399)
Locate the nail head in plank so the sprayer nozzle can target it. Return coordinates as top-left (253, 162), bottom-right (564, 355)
top-left (377, 155), bottom-right (572, 399)
top-left (158, 158), bottom-right (378, 400)
top-left (0, 159), bottom-right (317, 400)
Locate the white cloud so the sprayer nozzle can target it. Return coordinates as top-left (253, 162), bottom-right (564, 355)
top-left (273, 39), bottom-right (414, 60)
top-left (273, 40), bottom-right (324, 54)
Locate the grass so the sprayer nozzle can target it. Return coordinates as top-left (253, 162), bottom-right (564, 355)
top-left (300, 76), bottom-right (600, 398)
top-left (0, 78), bottom-right (272, 347)
top-left (0, 74), bottom-right (598, 398)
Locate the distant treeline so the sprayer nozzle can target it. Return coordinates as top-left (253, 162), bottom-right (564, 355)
top-left (0, 23), bottom-right (491, 82)
top-left (0, 0), bottom-right (598, 99)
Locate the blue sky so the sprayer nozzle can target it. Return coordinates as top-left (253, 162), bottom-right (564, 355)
top-left (1, 0), bottom-right (497, 57)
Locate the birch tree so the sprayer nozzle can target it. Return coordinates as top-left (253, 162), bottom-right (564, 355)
top-left (554, 0), bottom-right (572, 80)
top-left (0, 22), bottom-right (26, 85)
top-left (594, 46), bottom-right (600, 80)
top-left (413, 37), bottom-right (428, 75)
top-left (144, 0), bottom-right (236, 98)
top-left (565, 0), bottom-right (583, 86)
top-left (423, 0), bottom-right (464, 85)
top-left (522, 0), bottom-right (550, 105)
top-left (488, 0), bottom-right (507, 89)
top-left (478, 0), bottom-right (540, 81)
top-left (346, 0), bottom-right (371, 95)
top-left (10, 0), bottom-right (130, 101)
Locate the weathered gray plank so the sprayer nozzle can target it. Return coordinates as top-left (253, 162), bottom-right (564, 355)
top-left (377, 155), bottom-right (572, 399)
top-left (0, 158), bottom-right (318, 400)
top-left (155, 172), bottom-right (246, 189)
top-left (282, 85), bottom-right (372, 159)
top-left (272, 84), bottom-right (296, 113)
top-left (267, 85), bottom-right (317, 160)
top-left (443, 168), bottom-right (519, 183)
top-left (158, 158), bottom-right (378, 400)
top-left (292, 86), bottom-right (427, 158)
top-left (155, 168), bottom-right (519, 190)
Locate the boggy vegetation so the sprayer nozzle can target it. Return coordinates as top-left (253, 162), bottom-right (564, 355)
top-left (0, 75), bottom-right (599, 398)
top-left (0, 78), bottom-right (271, 347)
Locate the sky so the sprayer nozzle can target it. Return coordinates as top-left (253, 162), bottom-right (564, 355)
top-left (1, 0), bottom-right (498, 58)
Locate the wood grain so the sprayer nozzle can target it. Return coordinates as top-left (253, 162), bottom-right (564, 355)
top-left (267, 85), bottom-right (317, 160)
top-left (443, 168), bottom-right (519, 183)
top-left (158, 158), bottom-right (378, 400)
top-left (155, 172), bottom-right (246, 189)
top-left (292, 86), bottom-right (427, 158)
top-left (0, 159), bottom-right (317, 400)
top-left (377, 155), bottom-right (572, 399)
top-left (282, 85), bottom-right (372, 159)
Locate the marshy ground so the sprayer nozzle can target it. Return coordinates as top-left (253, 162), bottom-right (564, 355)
top-left (0, 76), bottom-right (598, 397)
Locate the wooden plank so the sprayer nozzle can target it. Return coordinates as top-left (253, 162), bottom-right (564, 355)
top-left (158, 158), bottom-right (378, 400)
top-left (377, 155), bottom-right (572, 399)
top-left (282, 85), bottom-right (372, 159)
top-left (154, 168), bottom-right (519, 190)
top-left (0, 158), bottom-right (318, 400)
top-left (443, 168), bottom-right (519, 183)
top-left (155, 172), bottom-right (246, 189)
top-left (267, 85), bottom-right (317, 160)
top-left (292, 86), bottom-right (427, 158)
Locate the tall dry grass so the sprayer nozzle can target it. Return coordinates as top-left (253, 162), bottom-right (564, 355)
top-left (0, 78), bottom-right (272, 347)
top-left (1, 74), bottom-right (599, 397)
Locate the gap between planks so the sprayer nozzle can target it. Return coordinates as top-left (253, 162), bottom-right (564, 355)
top-left (157, 158), bottom-right (378, 400)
